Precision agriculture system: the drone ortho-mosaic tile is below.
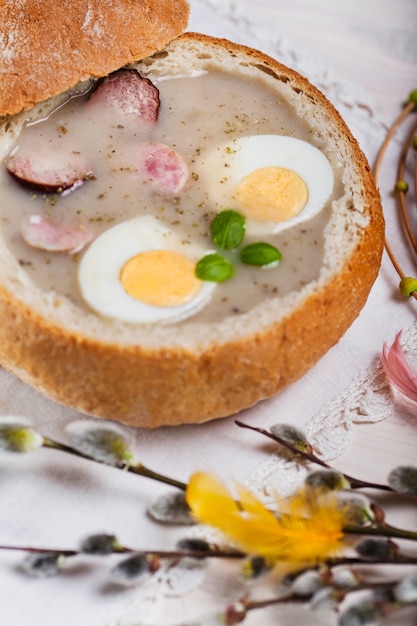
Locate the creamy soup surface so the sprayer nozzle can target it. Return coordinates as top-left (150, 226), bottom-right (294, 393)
top-left (0, 70), bottom-right (341, 324)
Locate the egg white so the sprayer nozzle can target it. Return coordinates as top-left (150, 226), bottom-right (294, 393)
top-left (198, 135), bottom-right (334, 234)
top-left (78, 215), bottom-right (215, 324)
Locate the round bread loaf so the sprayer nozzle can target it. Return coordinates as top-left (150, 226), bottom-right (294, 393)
top-left (0, 0), bottom-right (190, 116)
top-left (0, 32), bottom-right (384, 428)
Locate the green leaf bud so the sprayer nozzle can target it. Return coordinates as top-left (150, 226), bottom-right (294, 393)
top-left (239, 242), bottom-right (282, 267)
top-left (408, 89), bottom-right (417, 105)
top-left (210, 210), bottom-right (246, 250)
top-left (195, 253), bottom-right (234, 282)
top-left (399, 276), bottom-right (417, 297)
top-left (394, 180), bottom-right (408, 193)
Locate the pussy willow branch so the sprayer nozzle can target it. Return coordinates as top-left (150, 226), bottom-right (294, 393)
top-left (373, 98), bottom-right (417, 299)
top-left (248, 582), bottom-right (399, 609)
top-left (0, 544), bottom-right (243, 560)
top-left (235, 578), bottom-right (412, 615)
top-left (235, 421), bottom-right (394, 492)
top-left (42, 438), bottom-right (187, 491)
top-left (2, 542), bottom-right (417, 567)
top-left (396, 116), bottom-right (417, 254)
top-left (343, 522), bottom-right (417, 542)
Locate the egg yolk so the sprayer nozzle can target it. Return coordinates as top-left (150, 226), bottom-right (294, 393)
top-left (234, 166), bottom-right (308, 222)
top-left (120, 249), bottom-right (202, 307)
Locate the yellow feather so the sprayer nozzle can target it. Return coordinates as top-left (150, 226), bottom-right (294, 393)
top-left (186, 472), bottom-right (346, 566)
top-left (186, 472), bottom-right (239, 524)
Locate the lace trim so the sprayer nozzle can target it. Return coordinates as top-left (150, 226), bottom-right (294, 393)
top-left (243, 320), bottom-right (417, 509)
top-left (170, 320), bottom-right (417, 624)
top-left (307, 320), bottom-right (417, 461)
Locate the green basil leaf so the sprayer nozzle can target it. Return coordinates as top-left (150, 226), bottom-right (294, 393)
top-left (240, 242), bottom-right (282, 267)
top-left (195, 253), bottom-right (234, 282)
top-left (210, 210), bottom-right (246, 250)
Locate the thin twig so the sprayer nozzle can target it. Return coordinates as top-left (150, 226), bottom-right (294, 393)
top-left (43, 438), bottom-right (187, 491)
top-left (235, 420), bottom-right (394, 492)
top-left (396, 117), bottom-right (417, 254)
top-left (374, 98), bottom-right (417, 299)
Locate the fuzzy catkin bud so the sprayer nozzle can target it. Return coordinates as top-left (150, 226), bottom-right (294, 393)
top-left (394, 571), bottom-right (417, 604)
top-left (305, 469), bottom-right (350, 492)
top-left (148, 491), bottom-right (194, 525)
top-left (176, 538), bottom-right (212, 552)
top-left (339, 599), bottom-right (379, 626)
top-left (79, 533), bottom-right (119, 555)
top-left (0, 417), bottom-right (43, 453)
top-left (21, 552), bottom-right (64, 578)
top-left (240, 555), bottom-right (272, 581)
top-left (110, 553), bottom-right (151, 586)
top-left (388, 466), bottom-right (417, 495)
top-left (310, 586), bottom-right (339, 610)
top-left (66, 420), bottom-right (135, 466)
top-left (355, 538), bottom-right (398, 561)
top-left (331, 492), bottom-right (375, 526)
top-left (331, 567), bottom-right (360, 589)
top-left (291, 569), bottom-right (323, 597)
top-left (270, 423), bottom-right (310, 452)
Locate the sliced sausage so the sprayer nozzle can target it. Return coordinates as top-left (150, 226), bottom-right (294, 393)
top-left (21, 214), bottom-right (95, 253)
top-left (136, 142), bottom-right (188, 195)
top-left (7, 150), bottom-right (93, 193)
top-left (87, 70), bottom-right (160, 125)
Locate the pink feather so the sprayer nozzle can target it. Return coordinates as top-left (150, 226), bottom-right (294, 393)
top-left (381, 331), bottom-right (417, 404)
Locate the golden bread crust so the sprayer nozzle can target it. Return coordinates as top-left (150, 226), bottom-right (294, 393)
top-left (0, 217), bottom-right (383, 427)
top-left (0, 0), bottom-right (189, 116)
top-left (0, 33), bottom-right (384, 427)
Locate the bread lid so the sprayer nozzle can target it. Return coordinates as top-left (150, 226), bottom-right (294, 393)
top-left (0, 0), bottom-right (190, 116)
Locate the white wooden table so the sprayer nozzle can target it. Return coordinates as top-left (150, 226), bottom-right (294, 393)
top-left (0, 1), bottom-right (416, 624)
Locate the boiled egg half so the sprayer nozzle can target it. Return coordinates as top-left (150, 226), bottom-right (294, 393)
top-left (199, 135), bottom-right (334, 234)
top-left (78, 215), bottom-right (215, 324)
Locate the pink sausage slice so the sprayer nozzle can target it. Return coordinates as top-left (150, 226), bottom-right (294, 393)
top-left (87, 70), bottom-right (160, 125)
top-left (21, 214), bottom-right (95, 253)
top-left (136, 142), bottom-right (188, 195)
top-left (7, 150), bottom-right (93, 193)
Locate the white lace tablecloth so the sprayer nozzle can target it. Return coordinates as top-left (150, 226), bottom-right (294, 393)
top-left (0, 1), bottom-right (416, 625)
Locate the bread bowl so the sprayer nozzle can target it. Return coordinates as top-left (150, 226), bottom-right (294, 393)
top-left (0, 8), bottom-right (384, 427)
